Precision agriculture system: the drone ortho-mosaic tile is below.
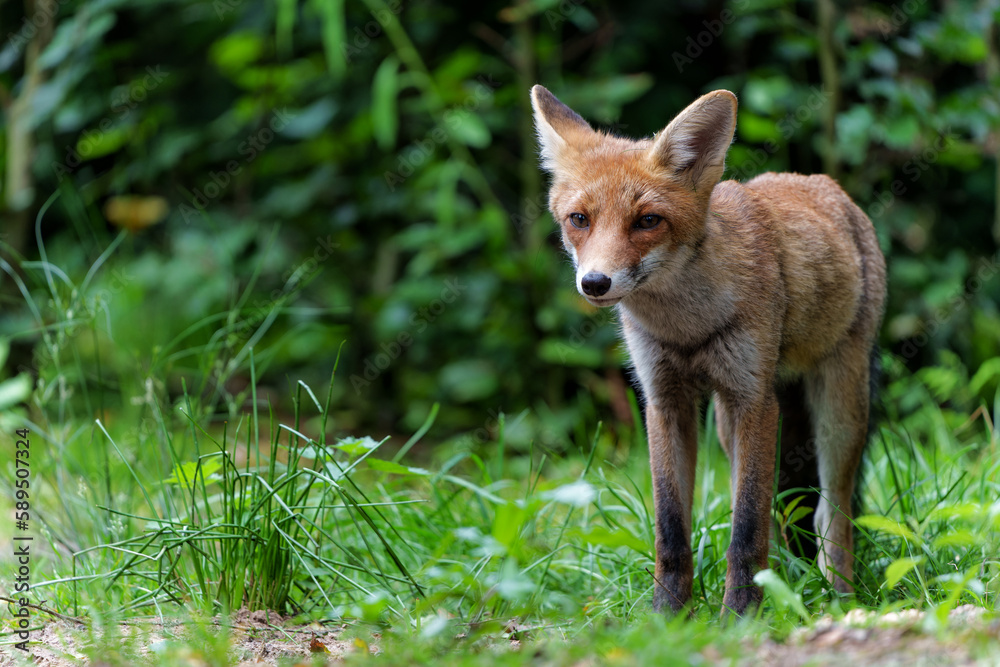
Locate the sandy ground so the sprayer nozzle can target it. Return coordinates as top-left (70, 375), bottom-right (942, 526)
top-left (1, 605), bottom-right (996, 666)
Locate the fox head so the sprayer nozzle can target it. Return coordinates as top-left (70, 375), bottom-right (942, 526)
top-left (531, 86), bottom-right (738, 307)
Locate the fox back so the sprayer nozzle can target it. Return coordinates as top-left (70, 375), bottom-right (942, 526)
top-left (531, 85), bottom-right (886, 616)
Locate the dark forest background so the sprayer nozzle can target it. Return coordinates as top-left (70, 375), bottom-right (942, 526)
top-left (2, 0), bottom-right (999, 452)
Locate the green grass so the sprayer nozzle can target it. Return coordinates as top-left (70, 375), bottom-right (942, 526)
top-left (2, 230), bottom-right (1000, 665)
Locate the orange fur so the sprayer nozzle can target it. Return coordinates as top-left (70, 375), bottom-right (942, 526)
top-left (531, 85), bottom-right (887, 616)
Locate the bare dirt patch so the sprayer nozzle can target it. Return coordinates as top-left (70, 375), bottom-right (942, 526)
top-left (3, 605), bottom-right (996, 665)
top-left (1, 608), bottom-right (376, 666)
top-left (750, 605), bottom-right (999, 667)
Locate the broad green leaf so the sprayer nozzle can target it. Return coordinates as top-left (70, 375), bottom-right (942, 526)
top-left (372, 56), bottom-right (400, 151)
top-left (38, 13), bottom-right (116, 70)
top-left (569, 525), bottom-right (649, 554)
top-left (544, 480), bottom-right (596, 507)
top-left (210, 32), bottom-right (264, 73)
top-left (335, 436), bottom-right (382, 457)
top-left (836, 105), bottom-right (874, 165)
top-left (164, 459), bottom-right (222, 489)
top-left (313, 0), bottom-right (347, 79)
top-left (367, 458), bottom-right (429, 476)
top-left (538, 338), bottom-right (603, 368)
top-left (275, 0), bottom-right (297, 58)
top-left (926, 503), bottom-right (983, 523)
top-left (492, 502), bottom-right (526, 549)
top-left (779, 493), bottom-right (809, 522)
top-left (439, 360), bottom-right (498, 403)
top-left (754, 569), bottom-right (808, 620)
top-left (932, 529), bottom-right (981, 549)
top-left (76, 125), bottom-right (130, 161)
top-left (785, 505), bottom-right (814, 527)
top-left (739, 111), bottom-right (783, 143)
top-left (493, 559), bottom-right (534, 601)
top-left (420, 614), bottom-right (449, 639)
top-left (742, 76), bottom-right (794, 115)
top-left (970, 357), bottom-right (1000, 395)
top-left (0, 374), bottom-right (32, 410)
top-left (447, 113), bottom-right (491, 148)
top-left (855, 515), bottom-right (919, 543)
top-left (883, 115), bottom-right (920, 149)
top-left (885, 556), bottom-right (923, 588)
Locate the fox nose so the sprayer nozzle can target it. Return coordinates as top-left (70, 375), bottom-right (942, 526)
top-left (581, 272), bottom-right (612, 297)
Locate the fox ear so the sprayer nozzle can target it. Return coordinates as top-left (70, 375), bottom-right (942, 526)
top-left (531, 85), bottom-right (594, 171)
top-left (648, 90), bottom-right (737, 191)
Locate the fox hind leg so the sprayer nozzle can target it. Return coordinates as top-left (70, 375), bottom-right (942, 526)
top-left (805, 336), bottom-right (873, 593)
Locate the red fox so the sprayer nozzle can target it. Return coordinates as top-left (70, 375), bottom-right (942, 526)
top-left (531, 85), bottom-right (886, 615)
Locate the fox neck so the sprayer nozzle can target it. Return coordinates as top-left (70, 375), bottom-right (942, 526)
top-left (618, 205), bottom-right (738, 346)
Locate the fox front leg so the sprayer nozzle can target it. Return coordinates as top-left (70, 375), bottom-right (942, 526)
top-left (718, 390), bottom-right (779, 616)
top-left (646, 395), bottom-right (699, 613)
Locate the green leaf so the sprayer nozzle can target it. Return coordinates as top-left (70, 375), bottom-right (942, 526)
top-left (970, 357), bottom-right (1000, 395)
top-left (164, 458), bottom-right (222, 489)
top-left (785, 505), bottom-right (814, 527)
top-left (335, 436), bottom-right (382, 457)
top-left (932, 529), bottom-right (981, 549)
top-left (492, 502), bottom-right (527, 549)
top-left (372, 56), bottom-right (400, 151)
top-left (367, 458), bottom-right (429, 476)
top-left (275, 0), bottom-right (297, 58)
top-left (926, 503), bottom-right (984, 523)
top-left (569, 525), bottom-right (649, 554)
top-left (742, 76), bottom-right (793, 115)
top-left (447, 112), bottom-right (491, 148)
top-left (0, 374), bottom-right (32, 410)
top-left (738, 112), bottom-right (782, 143)
top-left (753, 569), bottom-right (809, 620)
top-left (538, 338), bottom-right (603, 368)
top-left (544, 480), bottom-right (596, 507)
top-left (855, 515), bottom-right (919, 543)
top-left (210, 32), bottom-right (264, 73)
top-left (494, 559), bottom-right (534, 601)
top-left (439, 360), bottom-right (498, 403)
top-left (313, 0), bottom-right (347, 79)
top-left (883, 115), bottom-right (920, 149)
top-left (885, 556), bottom-right (923, 588)
top-left (75, 125), bottom-right (131, 160)
top-left (38, 13), bottom-right (116, 70)
top-left (836, 105), bottom-right (874, 165)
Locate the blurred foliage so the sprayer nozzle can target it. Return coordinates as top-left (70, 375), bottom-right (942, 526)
top-left (1, 0), bottom-right (999, 444)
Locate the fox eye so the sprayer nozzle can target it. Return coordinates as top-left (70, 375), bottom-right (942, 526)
top-left (635, 214), bottom-right (662, 230)
top-left (568, 212), bottom-right (589, 229)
